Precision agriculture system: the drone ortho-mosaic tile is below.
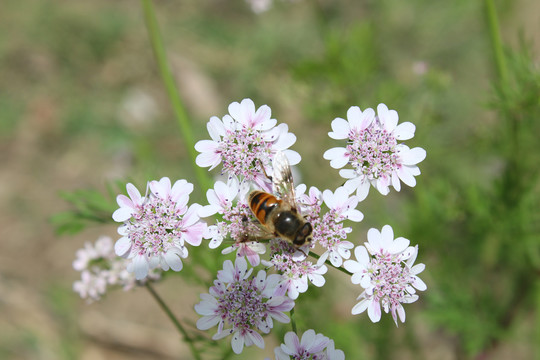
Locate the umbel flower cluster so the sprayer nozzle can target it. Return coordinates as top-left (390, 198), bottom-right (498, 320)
top-left (73, 98), bottom-right (427, 358)
top-left (72, 235), bottom-right (161, 302)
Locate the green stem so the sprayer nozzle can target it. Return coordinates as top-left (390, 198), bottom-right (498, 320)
top-left (141, 0), bottom-right (212, 193)
top-left (536, 277), bottom-right (540, 359)
top-left (484, 0), bottom-right (508, 86)
top-left (290, 307), bottom-right (298, 334)
top-left (309, 251), bottom-right (353, 276)
top-left (145, 283), bottom-right (202, 360)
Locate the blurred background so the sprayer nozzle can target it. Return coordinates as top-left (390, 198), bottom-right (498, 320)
top-left (1, 0), bottom-right (539, 359)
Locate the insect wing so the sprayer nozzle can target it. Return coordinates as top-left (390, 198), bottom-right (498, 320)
top-left (243, 219), bottom-right (276, 242)
top-left (271, 151), bottom-right (297, 209)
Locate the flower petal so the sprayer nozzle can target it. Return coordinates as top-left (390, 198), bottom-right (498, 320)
top-left (231, 331), bottom-right (245, 354)
top-left (196, 315), bottom-right (220, 330)
top-left (367, 300), bottom-right (382, 322)
top-left (400, 147), bottom-right (426, 165)
top-left (352, 297), bottom-right (370, 315)
top-left (112, 206), bottom-right (133, 222)
top-left (323, 147), bottom-right (349, 169)
top-left (394, 121), bottom-right (415, 140)
top-left (328, 117), bottom-right (350, 139)
top-left (114, 236), bottom-right (131, 257)
top-left (132, 254), bottom-right (149, 280)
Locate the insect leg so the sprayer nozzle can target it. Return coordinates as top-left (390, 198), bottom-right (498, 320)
top-left (257, 158), bottom-right (273, 182)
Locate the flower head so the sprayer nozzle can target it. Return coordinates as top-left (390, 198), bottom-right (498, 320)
top-left (195, 257), bottom-right (294, 354)
top-left (274, 329), bottom-right (344, 360)
top-left (195, 98), bottom-right (300, 188)
top-left (112, 178), bottom-right (207, 280)
top-left (264, 239), bottom-right (328, 300)
top-left (344, 225), bottom-right (427, 325)
top-left (72, 236), bottom-right (160, 302)
top-left (324, 104), bottom-right (426, 201)
top-left (300, 186), bottom-right (363, 267)
top-left (200, 179), bottom-right (267, 265)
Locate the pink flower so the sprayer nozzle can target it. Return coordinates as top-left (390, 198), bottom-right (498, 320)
top-left (113, 178), bottom-right (207, 280)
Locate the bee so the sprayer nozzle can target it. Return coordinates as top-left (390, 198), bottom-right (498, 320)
top-left (248, 151), bottom-right (313, 248)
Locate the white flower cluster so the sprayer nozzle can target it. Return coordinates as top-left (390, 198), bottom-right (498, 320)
top-left (72, 236), bottom-right (160, 302)
top-left (192, 99), bottom-right (428, 355)
top-left (112, 177), bottom-right (207, 280)
top-left (73, 97), bottom-right (428, 359)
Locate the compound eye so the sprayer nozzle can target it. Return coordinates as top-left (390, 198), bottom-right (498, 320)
top-left (301, 222), bottom-right (312, 237)
top-left (294, 223), bottom-right (313, 245)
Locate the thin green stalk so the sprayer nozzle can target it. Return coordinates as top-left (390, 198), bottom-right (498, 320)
top-left (536, 278), bottom-right (540, 360)
top-left (309, 251), bottom-right (353, 276)
top-left (484, 0), bottom-right (508, 86)
top-left (141, 0), bottom-right (212, 192)
top-left (145, 282), bottom-right (202, 360)
top-left (290, 308), bottom-right (298, 334)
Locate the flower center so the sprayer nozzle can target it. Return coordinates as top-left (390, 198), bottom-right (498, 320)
top-left (223, 202), bottom-right (256, 242)
top-left (312, 210), bottom-right (347, 249)
top-left (218, 278), bottom-right (266, 331)
top-left (370, 254), bottom-right (415, 307)
top-left (220, 126), bottom-right (272, 180)
top-left (346, 125), bottom-right (398, 179)
top-left (126, 196), bottom-right (185, 257)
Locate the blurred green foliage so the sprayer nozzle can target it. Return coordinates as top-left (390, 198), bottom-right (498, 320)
top-left (10, 0), bottom-right (533, 358)
top-left (408, 42), bottom-right (540, 355)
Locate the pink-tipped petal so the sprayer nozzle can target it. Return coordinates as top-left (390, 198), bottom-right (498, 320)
top-left (126, 183), bottom-right (142, 204)
top-left (368, 300), bottom-right (382, 322)
top-left (323, 147), bottom-right (349, 169)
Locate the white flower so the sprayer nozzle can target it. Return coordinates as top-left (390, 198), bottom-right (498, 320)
top-left (72, 236), bottom-right (161, 302)
top-left (344, 225), bottom-right (427, 325)
top-left (73, 235), bottom-right (114, 271)
top-left (265, 239), bottom-right (328, 300)
top-left (195, 257), bottom-right (294, 354)
top-left (311, 186), bottom-right (363, 267)
top-left (274, 329), bottom-right (345, 360)
top-left (222, 241), bottom-right (267, 267)
top-left (200, 179), bottom-right (268, 265)
top-left (73, 270), bottom-right (107, 302)
top-left (326, 340), bottom-right (346, 360)
top-left (324, 104), bottom-right (426, 201)
top-left (195, 98), bottom-right (300, 188)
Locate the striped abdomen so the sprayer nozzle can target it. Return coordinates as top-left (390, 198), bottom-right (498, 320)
top-left (248, 190), bottom-right (281, 227)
